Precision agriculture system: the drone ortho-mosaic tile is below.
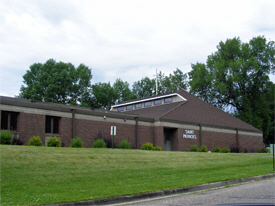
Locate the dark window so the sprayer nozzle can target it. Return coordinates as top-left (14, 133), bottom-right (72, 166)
top-left (45, 116), bottom-right (60, 134)
top-left (164, 97), bottom-right (172, 103)
top-left (117, 106), bottom-right (124, 112)
top-left (1, 111), bottom-right (18, 130)
top-left (144, 101), bottom-right (151, 107)
top-left (154, 99), bottom-right (162, 105)
top-left (45, 116), bottom-right (51, 133)
top-left (126, 105), bottom-right (133, 110)
top-left (1, 111), bottom-right (8, 130)
top-left (135, 103), bottom-right (142, 109)
top-left (53, 117), bottom-right (59, 133)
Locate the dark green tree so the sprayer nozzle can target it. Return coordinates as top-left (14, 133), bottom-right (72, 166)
top-left (160, 68), bottom-right (188, 93)
top-left (132, 69), bottom-right (188, 98)
top-left (19, 59), bottom-right (92, 105)
top-left (189, 36), bottom-right (275, 144)
top-left (113, 79), bottom-right (135, 104)
top-left (89, 82), bottom-right (119, 109)
top-left (132, 77), bottom-right (156, 98)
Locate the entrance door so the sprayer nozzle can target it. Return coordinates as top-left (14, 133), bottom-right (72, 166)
top-left (164, 129), bottom-right (172, 151)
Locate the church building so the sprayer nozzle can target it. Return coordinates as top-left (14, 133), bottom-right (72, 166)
top-left (0, 90), bottom-right (263, 151)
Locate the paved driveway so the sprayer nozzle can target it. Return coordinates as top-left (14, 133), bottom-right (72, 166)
top-left (117, 178), bottom-right (275, 206)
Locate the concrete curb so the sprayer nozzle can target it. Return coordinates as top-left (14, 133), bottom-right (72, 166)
top-left (48, 173), bottom-right (275, 206)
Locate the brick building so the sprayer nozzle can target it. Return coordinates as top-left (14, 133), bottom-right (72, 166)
top-left (0, 90), bottom-right (263, 151)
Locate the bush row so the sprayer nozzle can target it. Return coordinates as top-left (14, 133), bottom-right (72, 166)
top-left (189, 145), bottom-right (231, 153)
top-left (141, 142), bottom-right (162, 151)
top-left (27, 136), bottom-right (134, 149)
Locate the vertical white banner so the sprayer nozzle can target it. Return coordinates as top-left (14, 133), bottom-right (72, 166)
top-left (111, 126), bottom-right (116, 136)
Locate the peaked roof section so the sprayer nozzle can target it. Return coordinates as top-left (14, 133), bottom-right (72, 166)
top-left (123, 90), bottom-right (260, 132)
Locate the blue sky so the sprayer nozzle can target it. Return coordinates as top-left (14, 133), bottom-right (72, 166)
top-left (0, 0), bottom-right (274, 97)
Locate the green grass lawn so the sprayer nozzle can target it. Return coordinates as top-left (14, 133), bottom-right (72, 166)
top-left (1, 145), bottom-right (274, 206)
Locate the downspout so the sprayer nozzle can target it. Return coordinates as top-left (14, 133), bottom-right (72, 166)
top-left (199, 124), bottom-right (202, 147)
top-left (236, 128), bottom-right (239, 145)
top-left (135, 117), bottom-right (139, 149)
top-left (72, 109), bottom-right (75, 139)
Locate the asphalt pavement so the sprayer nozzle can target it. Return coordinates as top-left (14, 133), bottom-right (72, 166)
top-left (115, 178), bottom-right (275, 206)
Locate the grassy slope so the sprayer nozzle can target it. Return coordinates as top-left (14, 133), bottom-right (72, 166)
top-left (0, 145), bottom-right (274, 206)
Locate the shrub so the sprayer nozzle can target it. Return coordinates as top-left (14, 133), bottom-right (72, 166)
top-left (258, 147), bottom-right (268, 153)
top-left (0, 130), bottom-right (13, 144)
top-left (28, 136), bottom-right (43, 146)
top-left (189, 145), bottom-right (198, 152)
top-left (221, 147), bottom-right (231, 153)
top-left (97, 131), bottom-right (112, 148)
top-left (70, 137), bottom-right (84, 148)
top-left (199, 144), bottom-right (207, 152)
top-left (153, 146), bottom-right (162, 151)
top-left (266, 147), bottom-right (270, 153)
top-left (47, 136), bottom-right (62, 147)
top-left (230, 144), bottom-right (240, 153)
top-left (118, 139), bottom-right (132, 149)
top-left (141, 142), bottom-right (154, 150)
top-left (12, 138), bottom-right (24, 145)
top-left (212, 147), bottom-right (222, 153)
top-left (92, 138), bottom-right (107, 148)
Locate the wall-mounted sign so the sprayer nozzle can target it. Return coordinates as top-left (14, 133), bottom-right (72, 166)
top-left (183, 130), bottom-right (196, 139)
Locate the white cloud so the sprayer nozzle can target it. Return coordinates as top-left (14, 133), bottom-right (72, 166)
top-left (0, 0), bottom-right (274, 97)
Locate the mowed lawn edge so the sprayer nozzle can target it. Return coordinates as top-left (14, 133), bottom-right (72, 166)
top-left (1, 145), bottom-right (274, 206)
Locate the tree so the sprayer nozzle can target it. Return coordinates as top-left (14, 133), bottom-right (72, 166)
top-left (188, 36), bottom-right (275, 144)
top-left (132, 69), bottom-right (188, 98)
top-left (89, 82), bottom-right (119, 109)
top-left (160, 68), bottom-right (188, 93)
top-left (19, 59), bottom-right (92, 105)
top-left (113, 79), bottom-right (135, 104)
top-left (132, 77), bottom-right (156, 99)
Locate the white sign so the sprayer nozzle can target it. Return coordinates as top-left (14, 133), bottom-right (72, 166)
top-left (183, 130), bottom-right (196, 139)
top-left (111, 126), bottom-right (116, 135)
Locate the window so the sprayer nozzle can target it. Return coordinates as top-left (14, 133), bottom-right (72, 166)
top-left (164, 97), bottom-right (172, 103)
top-left (135, 103), bottom-right (142, 109)
top-left (144, 101), bottom-right (151, 107)
top-left (154, 99), bottom-right (162, 105)
top-left (1, 111), bottom-right (18, 130)
top-left (117, 106), bottom-right (124, 112)
top-left (126, 105), bottom-right (133, 110)
top-left (45, 116), bottom-right (60, 134)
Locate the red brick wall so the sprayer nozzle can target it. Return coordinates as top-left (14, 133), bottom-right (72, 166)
top-left (75, 119), bottom-right (154, 149)
top-left (153, 126), bottom-right (164, 149)
top-left (171, 128), bottom-right (262, 152)
top-left (239, 134), bottom-right (263, 152)
top-left (18, 113), bottom-right (45, 145)
top-left (59, 117), bottom-right (72, 147)
top-left (137, 125), bottom-right (154, 149)
top-left (202, 131), bottom-right (236, 151)
top-left (175, 128), bottom-right (200, 151)
top-left (3, 109), bottom-right (263, 151)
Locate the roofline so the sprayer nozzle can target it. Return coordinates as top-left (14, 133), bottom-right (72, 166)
top-left (0, 96), bottom-right (262, 133)
top-left (0, 96), bottom-right (154, 123)
top-left (110, 93), bottom-right (187, 111)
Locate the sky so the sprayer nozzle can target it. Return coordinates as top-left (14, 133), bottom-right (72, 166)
top-left (0, 0), bottom-right (274, 97)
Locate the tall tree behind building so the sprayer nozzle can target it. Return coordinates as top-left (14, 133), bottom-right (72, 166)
top-left (188, 36), bottom-right (275, 144)
top-left (19, 59), bottom-right (92, 105)
top-left (132, 68), bottom-right (188, 98)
